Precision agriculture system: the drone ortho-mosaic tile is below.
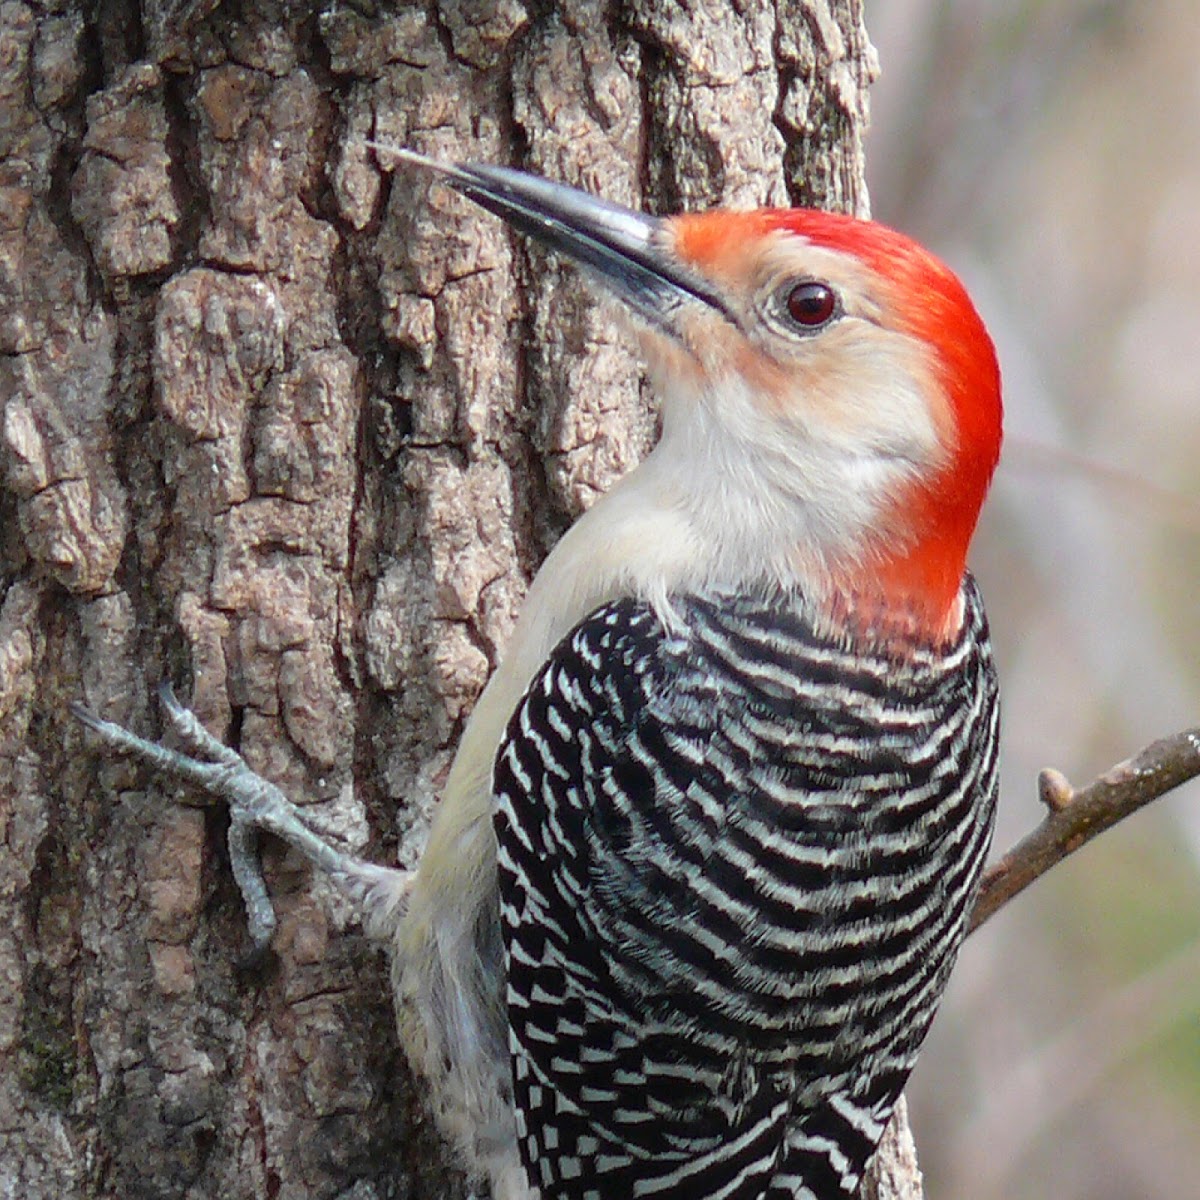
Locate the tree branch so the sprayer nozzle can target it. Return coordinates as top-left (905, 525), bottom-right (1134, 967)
top-left (970, 727), bottom-right (1200, 933)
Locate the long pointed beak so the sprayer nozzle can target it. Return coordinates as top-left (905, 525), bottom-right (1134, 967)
top-left (380, 147), bottom-right (728, 332)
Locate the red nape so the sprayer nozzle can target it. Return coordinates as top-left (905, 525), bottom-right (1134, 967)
top-left (675, 207), bottom-right (1003, 638)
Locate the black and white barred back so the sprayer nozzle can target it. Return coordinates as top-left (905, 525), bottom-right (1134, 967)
top-left (493, 579), bottom-right (1000, 1200)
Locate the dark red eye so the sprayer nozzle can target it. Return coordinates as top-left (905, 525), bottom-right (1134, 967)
top-left (785, 281), bottom-right (837, 328)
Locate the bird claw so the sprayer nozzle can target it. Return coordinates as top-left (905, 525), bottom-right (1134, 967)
top-left (70, 685), bottom-right (243, 804)
top-left (71, 686), bottom-right (354, 954)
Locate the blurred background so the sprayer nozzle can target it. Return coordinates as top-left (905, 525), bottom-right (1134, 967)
top-left (865, 2), bottom-right (1200, 1196)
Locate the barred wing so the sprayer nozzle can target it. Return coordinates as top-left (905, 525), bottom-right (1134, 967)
top-left (493, 588), bottom-right (999, 1199)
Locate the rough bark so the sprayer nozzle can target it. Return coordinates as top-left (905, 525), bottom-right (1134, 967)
top-left (0, 2), bottom-right (905, 1197)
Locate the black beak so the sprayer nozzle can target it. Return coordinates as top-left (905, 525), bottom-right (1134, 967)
top-left (381, 148), bottom-right (729, 332)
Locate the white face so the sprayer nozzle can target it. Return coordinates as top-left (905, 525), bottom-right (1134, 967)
top-left (635, 229), bottom-right (954, 588)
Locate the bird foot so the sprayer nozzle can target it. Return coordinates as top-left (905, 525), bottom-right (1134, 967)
top-left (72, 684), bottom-right (408, 952)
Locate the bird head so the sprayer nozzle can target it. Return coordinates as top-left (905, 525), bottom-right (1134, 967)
top-left (389, 151), bottom-right (1002, 645)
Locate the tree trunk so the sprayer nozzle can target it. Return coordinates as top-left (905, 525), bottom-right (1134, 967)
top-left (0, 2), bottom-right (913, 1196)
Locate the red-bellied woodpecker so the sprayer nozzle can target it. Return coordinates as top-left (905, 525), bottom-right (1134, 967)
top-left (74, 153), bottom-right (1002, 1200)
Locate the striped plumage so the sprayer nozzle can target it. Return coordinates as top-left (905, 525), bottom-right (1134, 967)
top-left (495, 579), bottom-right (999, 1198)
top-left (69, 159), bottom-right (1004, 1200)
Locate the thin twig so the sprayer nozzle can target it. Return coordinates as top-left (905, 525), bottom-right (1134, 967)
top-left (970, 726), bottom-right (1200, 934)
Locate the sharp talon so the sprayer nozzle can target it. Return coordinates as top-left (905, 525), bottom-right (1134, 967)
top-left (69, 701), bottom-right (102, 732)
top-left (229, 814), bottom-right (278, 952)
top-left (236, 939), bottom-right (275, 974)
top-left (74, 686), bottom-right (403, 950)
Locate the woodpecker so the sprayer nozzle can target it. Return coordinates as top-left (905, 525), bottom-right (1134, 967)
top-left (75, 153), bottom-right (1002, 1200)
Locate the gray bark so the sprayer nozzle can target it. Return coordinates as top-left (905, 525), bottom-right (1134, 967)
top-left (0, 2), bottom-right (913, 1196)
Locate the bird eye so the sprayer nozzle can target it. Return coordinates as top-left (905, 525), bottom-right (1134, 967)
top-left (784, 281), bottom-right (838, 330)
